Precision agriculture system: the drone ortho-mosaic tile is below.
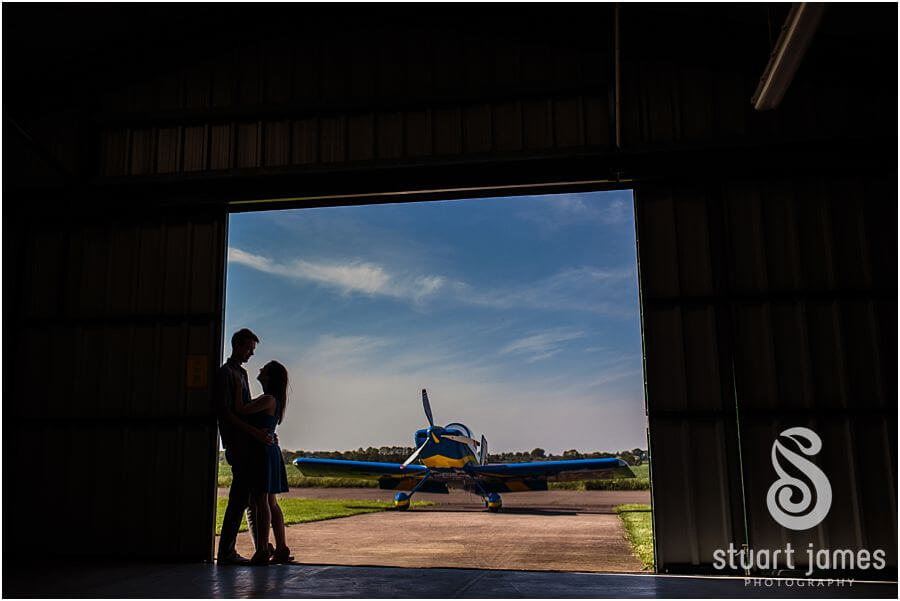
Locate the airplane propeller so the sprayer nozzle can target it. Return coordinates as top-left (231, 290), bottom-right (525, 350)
top-left (442, 433), bottom-right (480, 447)
top-left (400, 388), bottom-right (480, 469)
top-left (422, 389), bottom-right (434, 427)
top-left (401, 389), bottom-right (437, 468)
top-left (401, 437), bottom-right (430, 468)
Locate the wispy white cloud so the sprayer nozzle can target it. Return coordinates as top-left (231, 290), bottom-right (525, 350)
top-left (456, 267), bottom-right (637, 316)
top-left (523, 349), bottom-right (562, 363)
top-left (229, 247), bottom-right (445, 302)
top-left (300, 334), bottom-right (390, 368)
top-left (500, 329), bottom-right (586, 363)
top-left (290, 261), bottom-right (391, 295)
top-left (537, 355), bottom-right (644, 397)
top-left (262, 209), bottom-right (455, 267)
top-left (412, 275), bottom-right (446, 302)
top-left (554, 194), bottom-right (629, 224)
top-left (230, 248), bottom-right (635, 317)
top-left (229, 247), bottom-right (275, 272)
top-left (516, 192), bottom-right (632, 231)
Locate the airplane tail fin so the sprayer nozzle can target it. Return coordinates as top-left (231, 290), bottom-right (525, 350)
top-left (479, 434), bottom-right (488, 464)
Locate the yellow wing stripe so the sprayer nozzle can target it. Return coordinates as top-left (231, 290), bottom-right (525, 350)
top-left (422, 454), bottom-right (475, 469)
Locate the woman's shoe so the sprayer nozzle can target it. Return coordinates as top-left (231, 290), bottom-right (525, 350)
top-left (270, 547), bottom-right (293, 564)
top-left (249, 550), bottom-right (270, 566)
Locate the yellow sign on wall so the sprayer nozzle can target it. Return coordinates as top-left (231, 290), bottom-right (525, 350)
top-left (186, 355), bottom-right (208, 388)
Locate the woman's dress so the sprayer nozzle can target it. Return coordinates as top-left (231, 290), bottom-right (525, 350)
top-left (246, 398), bottom-right (289, 493)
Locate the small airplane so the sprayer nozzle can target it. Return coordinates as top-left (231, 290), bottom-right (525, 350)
top-left (294, 389), bottom-right (635, 511)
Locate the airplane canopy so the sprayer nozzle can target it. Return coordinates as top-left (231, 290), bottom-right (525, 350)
top-left (444, 422), bottom-right (473, 438)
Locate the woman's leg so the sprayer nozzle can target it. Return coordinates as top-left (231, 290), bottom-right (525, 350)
top-left (251, 491), bottom-right (271, 563)
top-left (268, 493), bottom-right (288, 553)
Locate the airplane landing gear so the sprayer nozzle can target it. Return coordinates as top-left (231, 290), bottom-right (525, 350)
top-left (394, 492), bottom-right (410, 511)
top-left (395, 470), bottom-right (432, 511)
top-left (469, 478), bottom-right (502, 512)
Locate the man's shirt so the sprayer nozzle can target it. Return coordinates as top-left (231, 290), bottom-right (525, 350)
top-left (214, 358), bottom-right (252, 450)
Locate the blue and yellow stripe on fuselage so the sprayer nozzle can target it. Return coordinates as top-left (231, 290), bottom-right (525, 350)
top-left (422, 453), bottom-right (476, 469)
top-left (416, 431), bottom-right (477, 469)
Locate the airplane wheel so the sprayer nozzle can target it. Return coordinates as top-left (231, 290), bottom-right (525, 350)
top-left (394, 492), bottom-right (411, 511)
top-left (486, 493), bottom-right (502, 512)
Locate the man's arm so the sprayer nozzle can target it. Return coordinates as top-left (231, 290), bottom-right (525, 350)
top-left (223, 404), bottom-right (274, 445)
top-left (217, 366), bottom-right (273, 445)
top-left (234, 394), bottom-right (275, 415)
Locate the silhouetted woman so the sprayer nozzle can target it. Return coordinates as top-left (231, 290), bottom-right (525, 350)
top-left (235, 360), bottom-right (291, 565)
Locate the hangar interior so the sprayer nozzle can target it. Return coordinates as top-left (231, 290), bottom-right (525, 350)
top-left (3, 2), bottom-right (896, 582)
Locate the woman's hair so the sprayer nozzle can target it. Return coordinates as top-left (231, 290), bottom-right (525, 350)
top-left (262, 360), bottom-right (289, 424)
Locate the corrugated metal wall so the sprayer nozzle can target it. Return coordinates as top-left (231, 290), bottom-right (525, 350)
top-left (91, 7), bottom-right (894, 181)
top-left (4, 211), bottom-right (227, 560)
top-left (636, 175), bottom-right (897, 574)
top-left (95, 29), bottom-right (614, 177)
top-left (634, 181), bottom-right (748, 571)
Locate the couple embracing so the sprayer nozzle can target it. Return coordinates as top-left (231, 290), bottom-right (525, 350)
top-left (216, 328), bottom-right (293, 566)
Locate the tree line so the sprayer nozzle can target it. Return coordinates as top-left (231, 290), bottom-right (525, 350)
top-left (271, 446), bottom-right (648, 466)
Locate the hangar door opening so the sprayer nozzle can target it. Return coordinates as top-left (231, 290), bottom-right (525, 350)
top-left (216, 190), bottom-right (652, 572)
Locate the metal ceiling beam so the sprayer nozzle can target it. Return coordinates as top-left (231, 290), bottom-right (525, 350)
top-left (751, 3), bottom-right (826, 111)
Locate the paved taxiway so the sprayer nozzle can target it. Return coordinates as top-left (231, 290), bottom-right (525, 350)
top-left (221, 488), bottom-right (650, 572)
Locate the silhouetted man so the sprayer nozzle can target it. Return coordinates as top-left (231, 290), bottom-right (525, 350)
top-left (216, 328), bottom-right (272, 565)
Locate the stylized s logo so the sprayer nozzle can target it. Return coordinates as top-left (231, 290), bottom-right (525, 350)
top-left (766, 427), bottom-right (832, 530)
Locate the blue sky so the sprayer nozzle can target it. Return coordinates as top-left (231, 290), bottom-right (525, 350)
top-left (225, 190), bottom-right (646, 454)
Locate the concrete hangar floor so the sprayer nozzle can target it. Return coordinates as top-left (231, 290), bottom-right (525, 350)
top-left (5, 562), bottom-right (897, 598)
top-left (6, 489), bottom-right (896, 598)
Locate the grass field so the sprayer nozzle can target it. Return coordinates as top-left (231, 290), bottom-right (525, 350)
top-left (615, 503), bottom-right (653, 570)
top-left (627, 463), bottom-right (650, 479)
top-left (218, 462), bottom-right (378, 488)
top-left (219, 461), bottom-right (650, 490)
top-left (214, 497), bottom-right (431, 535)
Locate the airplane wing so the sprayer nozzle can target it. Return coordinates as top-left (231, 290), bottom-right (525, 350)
top-left (469, 458), bottom-right (635, 493)
top-left (293, 457), bottom-right (449, 493)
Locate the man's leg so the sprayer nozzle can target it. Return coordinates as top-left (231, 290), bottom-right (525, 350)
top-left (245, 497), bottom-right (257, 552)
top-left (244, 444), bottom-right (262, 553)
top-left (218, 450), bottom-right (251, 560)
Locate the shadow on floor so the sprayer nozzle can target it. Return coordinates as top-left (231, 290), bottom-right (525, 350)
top-left (3, 561), bottom-right (897, 598)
